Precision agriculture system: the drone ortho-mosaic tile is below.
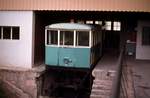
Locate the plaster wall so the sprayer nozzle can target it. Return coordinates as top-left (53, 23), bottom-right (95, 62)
top-left (0, 11), bottom-right (34, 68)
top-left (136, 21), bottom-right (150, 60)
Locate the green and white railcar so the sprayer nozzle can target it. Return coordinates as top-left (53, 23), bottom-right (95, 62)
top-left (45, 23), bottom-right (102, 69)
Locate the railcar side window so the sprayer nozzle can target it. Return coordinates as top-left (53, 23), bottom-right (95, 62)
top-left (47, 30), bottom-right (58, 45)
top-left (76, 31), bottom-right (89, 46)
top-left (60, 31), bottom-right (73, 46)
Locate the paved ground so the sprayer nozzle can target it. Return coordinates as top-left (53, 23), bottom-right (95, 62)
top-left (95, 51), bottom-right (119, 71)
top-left (126, 56), bottom-right (150, 98)
top-left (96, 53), bottom-right (150, 98)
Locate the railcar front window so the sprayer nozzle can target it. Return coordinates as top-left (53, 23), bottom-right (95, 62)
top-left (60, 31), bottom-right (73, 46)
top-left (76, 31), bottom-right (89, 46)
top-left (47, 30), bottom-right (58, 45)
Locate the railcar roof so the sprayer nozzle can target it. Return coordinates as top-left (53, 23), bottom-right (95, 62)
top-left (45, 23), bottom-right (94, 30)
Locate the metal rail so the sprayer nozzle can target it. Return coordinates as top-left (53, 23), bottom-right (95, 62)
top-left (110, 47), bottom-right (125, 98)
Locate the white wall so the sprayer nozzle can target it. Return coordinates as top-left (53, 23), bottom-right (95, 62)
top-left (0, 11), bottom-right (34, 68)
top-left (136, 21), bottom-right (150, 60)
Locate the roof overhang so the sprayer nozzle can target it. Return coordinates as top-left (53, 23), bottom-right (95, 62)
top-left (0, 0), bottom-right (150, 12)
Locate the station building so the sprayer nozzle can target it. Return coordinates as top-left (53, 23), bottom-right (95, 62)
top-left (0, 0), bottom-right (150, 98)
top-left (0, 0), bottom-right (150, 68)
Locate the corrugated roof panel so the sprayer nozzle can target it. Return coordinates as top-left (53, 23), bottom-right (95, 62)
top-left (0, 0), bottom-right (150, 12)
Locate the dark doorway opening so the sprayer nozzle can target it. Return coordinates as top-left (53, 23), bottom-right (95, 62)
top-left (33, 11), bottom-right (125, 66)
top-left (103, 31), bottom-right (120, 54)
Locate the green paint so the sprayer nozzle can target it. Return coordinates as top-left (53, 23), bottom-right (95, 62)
top-left (45, 47), bottom-right (59, 66)
top-left (45, 46), bottom-right (90, 68)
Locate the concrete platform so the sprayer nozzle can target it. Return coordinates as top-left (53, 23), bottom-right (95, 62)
top-left (91, 52), bottom-right (119, 98)
top-left (126, 56), bottom-right (150, 98)
top-left (94, 52), bottom-right (119, 71)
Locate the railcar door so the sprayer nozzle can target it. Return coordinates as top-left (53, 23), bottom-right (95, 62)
top-left (45, 30), bottom-right (59, 66)
top-left (58, 30), bottom-right (75, 67)
top-left (58, 30), bottom-right (91, 68)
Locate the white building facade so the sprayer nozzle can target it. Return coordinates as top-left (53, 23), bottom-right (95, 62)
top-left (0, 11), bottom-right (35, 68)
top-left (0, 11), bottom-right (150, 69)
top-left (136, 21), bottom-right (150, 60)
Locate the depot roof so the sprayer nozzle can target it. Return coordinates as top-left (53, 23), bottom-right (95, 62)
top-left (0, 0), bottom-right (150, 12)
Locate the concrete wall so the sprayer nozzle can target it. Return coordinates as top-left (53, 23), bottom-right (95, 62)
top-left (0, 66), bottom-right (44, 98)
top-left (0, 11), bottom-right (34, 68)
top-left (136, 21), bottom-right (150, 60)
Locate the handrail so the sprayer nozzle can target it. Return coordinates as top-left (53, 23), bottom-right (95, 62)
top-left (110, 47), bottom-right (125, 98)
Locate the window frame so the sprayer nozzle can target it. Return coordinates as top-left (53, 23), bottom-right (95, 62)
top-left (105, 21), bottom-right (112, 31)
top-left (0, 26), bottom-right (20, 40)
top-left (12, 27), bottom-right (20, 40)
top-left (3, 26), bottom-right (11, 40)
top-left (86, 20), bottom-right (94, 24)
top-left (95, 21), bottom-right (102, 25)
top-left (60, 30), bottom-right (74, 47)
top-left (142, 26), bottom-right (150, 46)
top-left (47, 30), bottom-right (58, 45)
top-left (76, 30), bottom-right (90, 47)
top-left (113, 21), bottom-right (121, 31)
top-left (45, 29), bottom-right (91, 48)
top-left (104, 21), bottom-right (121, 31)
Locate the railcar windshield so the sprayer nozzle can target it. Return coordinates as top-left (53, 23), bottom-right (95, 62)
top-left (60, 31), bottom-right (74, 46)
top-left (46, 30), bottom-right (90, 47)
top-left (45, 23), bottom-right (94, 47)
top-left (76, 31), bottom-right (89, 46)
